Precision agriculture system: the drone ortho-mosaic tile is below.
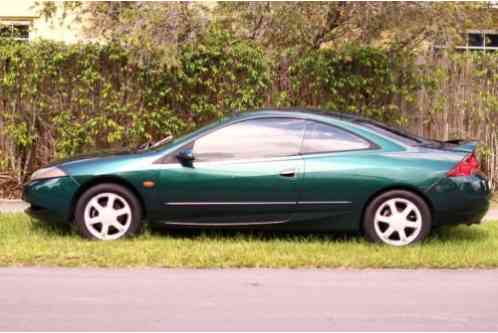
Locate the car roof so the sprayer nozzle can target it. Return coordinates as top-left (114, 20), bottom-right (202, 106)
top-left (233, 108), bottom-right (429, 146)
top-left (235, 107), bottom-right (373, 123)
top-left (233, 108), bottom-right (394, 131)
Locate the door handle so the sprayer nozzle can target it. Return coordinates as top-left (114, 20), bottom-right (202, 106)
top-left (279, 169), bottom-right (296, 178)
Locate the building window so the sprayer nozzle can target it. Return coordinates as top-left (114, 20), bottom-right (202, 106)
top-left (0, 23), bottom-right (30, 40)
top-left (457, 31), bottom-right (498, 51)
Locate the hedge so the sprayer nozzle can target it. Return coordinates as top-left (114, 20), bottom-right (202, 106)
top-left (0, 29), bottom-right (496, 197)
top-left (0, 30), bottom-right (271, 194)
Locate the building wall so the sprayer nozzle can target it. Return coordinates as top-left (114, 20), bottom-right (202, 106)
top-left (0, 0), bottom-right (84, 42)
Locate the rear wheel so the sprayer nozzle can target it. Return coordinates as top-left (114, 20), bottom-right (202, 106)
top-left (363, 190), bottom-right (431, 246)
top-left (74, 183), bottom-right (143, 240)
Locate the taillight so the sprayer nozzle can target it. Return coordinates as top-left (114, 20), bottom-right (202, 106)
top-left (447, 152), bottom-right (480, 177)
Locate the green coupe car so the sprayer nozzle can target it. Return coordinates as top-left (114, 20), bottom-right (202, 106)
top-left (24, 109), bottom-right (491, 246)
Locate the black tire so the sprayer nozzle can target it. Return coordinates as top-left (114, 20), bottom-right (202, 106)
top-left (362, 190), bottom-right (432, 246)
top-left (73, 183), bottom-right (143, 240)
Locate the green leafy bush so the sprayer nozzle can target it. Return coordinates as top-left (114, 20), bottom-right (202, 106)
top-left (0, 31), bottom-right (270, 193)
top-left (288, 45), bottom-right (419, 125)
top-left (180, 28), bottom-right (271, 125)
top-left (0, 33), bottom-right (497, 197)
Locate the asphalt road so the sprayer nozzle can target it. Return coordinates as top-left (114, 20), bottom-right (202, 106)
top-left (1, 268), bottom-right (498, 331)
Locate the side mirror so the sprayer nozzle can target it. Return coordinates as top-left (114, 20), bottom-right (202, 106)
top-left (176, 148), bottom-right (195, 167)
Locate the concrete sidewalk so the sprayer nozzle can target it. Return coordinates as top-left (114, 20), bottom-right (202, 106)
top-left (486, 208), bottom-right (498, 221)
top-left (0, 199), bottom-right (28, 213)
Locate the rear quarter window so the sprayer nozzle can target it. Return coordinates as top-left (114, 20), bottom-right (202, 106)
top-left (361, 123), bottom-right (421, 146)
top-left (301, 122), bottom-right (371, 154)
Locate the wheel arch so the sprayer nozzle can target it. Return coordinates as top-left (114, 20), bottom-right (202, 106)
top-left (359, 184), bottom-right (434, 232)
top-left (69, 175), bottom-right (147, 221)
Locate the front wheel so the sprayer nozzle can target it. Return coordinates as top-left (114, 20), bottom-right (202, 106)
top-left (74, 183), bottom-right (143, 240)
top-left (363, 190), bottom-right (432, 246)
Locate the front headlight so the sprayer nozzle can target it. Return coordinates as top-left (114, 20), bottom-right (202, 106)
top-left (30, 166), bottom-right (67, 181)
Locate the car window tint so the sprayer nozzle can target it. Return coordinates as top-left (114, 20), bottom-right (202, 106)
top-left (302, 122), bottom-right (371, 154)
top-left (193, 118), bottom-right (306, 161)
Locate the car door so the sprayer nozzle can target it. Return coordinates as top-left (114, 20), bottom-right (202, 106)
top-left (156, 117), bottom-right (306, 225)
top-left (295, 120), bottom-right (377, 227)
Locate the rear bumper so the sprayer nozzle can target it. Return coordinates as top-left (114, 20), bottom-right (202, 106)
top-left (427, 174), bottom-right (491, 226)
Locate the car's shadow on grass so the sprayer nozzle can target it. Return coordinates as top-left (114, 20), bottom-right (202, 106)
top-left (29, 218), bottom-right (73, 237)
top-left (28, 217), bottom-right (491, 244)
top-left (149, 223), bottom-right (491, 244)
top-left (148, 223), bottom-right (362, 243)
top-left (428, 224), bottom-right (490, 243)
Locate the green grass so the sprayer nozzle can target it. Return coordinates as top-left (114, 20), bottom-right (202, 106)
top-left (1, 213), bottom-right (498, 268)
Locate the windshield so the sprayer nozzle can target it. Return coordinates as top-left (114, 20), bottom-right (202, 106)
top-left (146, 116), bottom-right (234, 151)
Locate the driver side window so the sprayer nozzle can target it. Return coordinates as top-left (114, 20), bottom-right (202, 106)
top-left (193, 118), bottom-right (306, 162)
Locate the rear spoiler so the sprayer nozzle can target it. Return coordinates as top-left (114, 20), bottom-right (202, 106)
top-left (444, 139), bottom-right (478, 153)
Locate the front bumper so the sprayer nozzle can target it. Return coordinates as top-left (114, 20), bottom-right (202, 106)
top-left (427, 174), bottom-right (491, 226)
top-left (23, 176), bottom-right (80, 223)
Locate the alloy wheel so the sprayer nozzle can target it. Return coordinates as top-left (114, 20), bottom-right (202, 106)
top-left (83, 192), bottom-right (132, 240)
top-left (373, 197), bottom-right (423, 246)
